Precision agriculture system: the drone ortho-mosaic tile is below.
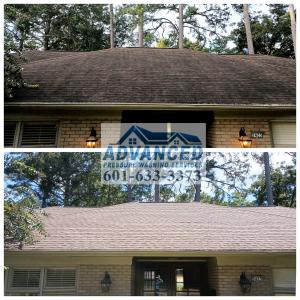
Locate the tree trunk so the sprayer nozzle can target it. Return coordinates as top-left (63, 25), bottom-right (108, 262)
top-left (44, 19), bottom-right (51, 50)
top-left (138, 11), bottom-right (144, 47)
top-left (194, 183), bottom-right (201, 202)
top-left (109, 4), bottom-right (114, 48)
top-left (263, 152), bottom-right (274, 206)
top-left (41, 196), bottom-right (47, 208)
top-left (127, 184), bottom-right (133, 202)
top-left (178, 4), bottom-right (184, 49)
top-left (154, 184), bottom-right (160, 202)
top-left (243, 4), bottom-right (254, 55)
top-left (289, 4), bottom-right (296, 55)
top-left (289, 186), bottom-right (296, 207)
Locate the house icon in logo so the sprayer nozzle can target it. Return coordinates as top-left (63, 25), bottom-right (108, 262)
top-left (117, 125), bottom-right (202, 147)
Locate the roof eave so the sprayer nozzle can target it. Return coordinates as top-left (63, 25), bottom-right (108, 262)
top-left (5, 249), bottom-right (296, 256)
top-left (4, 102), bottom-right (297, 111)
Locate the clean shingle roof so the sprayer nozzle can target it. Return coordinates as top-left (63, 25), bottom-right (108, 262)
top-left (9, 48), bottom-right (296, 107)
top-left (16, 202), bottom-right (296, 253)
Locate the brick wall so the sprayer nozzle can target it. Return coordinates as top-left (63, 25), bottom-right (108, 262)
top-left (207, 119), bottom-right (272, 148)
top-left (78, 264), bottom-right (132, 296)
top-left (59, 121), bottom-right (102, 148)
top-left (101, 122), bottom-right (122, 147)
top-left (58, 119), bottom-right (273, 148)
top-left (59, 121), bottom-right (122, 148)
top-left (207, 259), bottom-right (218, 295)
top-left (215, 265), bottom-right (273, 296)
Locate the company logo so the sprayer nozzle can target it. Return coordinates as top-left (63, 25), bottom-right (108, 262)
top-left (101, 123), bottom-right (206, 185)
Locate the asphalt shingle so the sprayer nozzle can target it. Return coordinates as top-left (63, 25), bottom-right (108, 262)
top-left (8, 48), bottom-right (296, 107)
top-left (18, 202), bottom-right (296, 253)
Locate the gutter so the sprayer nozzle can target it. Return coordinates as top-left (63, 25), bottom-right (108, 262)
top-left (4, 250), bottom-right (296, 256)
top-left (4, 102), bottom-right (297, 111)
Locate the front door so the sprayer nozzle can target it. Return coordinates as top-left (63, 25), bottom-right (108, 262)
top-left (134, 260), bottom-right (209, 296)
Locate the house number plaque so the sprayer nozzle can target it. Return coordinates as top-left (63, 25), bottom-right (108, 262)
top-left (251, 131), bottom-right (264, 139)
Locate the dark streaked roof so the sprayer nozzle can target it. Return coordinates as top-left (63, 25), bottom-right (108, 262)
top-left (8, 48), bottom-right (295, 107)
top-left (13, 202), bottom-right (296, 253)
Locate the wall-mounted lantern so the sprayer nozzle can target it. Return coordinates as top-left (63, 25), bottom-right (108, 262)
top-left (238, 127), bottom-right (252, 148)
top-left (101, 271), bottom-right (112, 293)
top-left (239, 272), bottom-right (252, 294)
top-left (86, 127), bottom-right (98, 148)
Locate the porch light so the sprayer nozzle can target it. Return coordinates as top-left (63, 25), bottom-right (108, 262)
top-left (238, 127), bottom-right (252, 148)
top-left (101, 271), bottom-right (112, 293)
top-left (239, 272), bottom-right (251, 294)
top-left (86, 127), bottom-right (98, 148)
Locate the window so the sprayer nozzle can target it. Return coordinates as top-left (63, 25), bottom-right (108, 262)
top-left (143, 270), bottom-right (167, 296)
top-left (175, 268), bottom-right (201, 296)
top-left (45, 269), bottom-right (76, 288)
top-left (4, 122), bottom-right (59, 148)
top-left (20, 123), bottom-right (58, 147)
top-left (129, 137), bottom-right (137, 145)
top-left (176, 269), bottom-right (184, 291)
top-left (7, 268), bottom-right (77, 296)
top-left (4, 122), bottom-right (17, 147)
top-left (174, 139), bottom-right (180, 145)
top-left (12, 269), bottom-right (41, 288)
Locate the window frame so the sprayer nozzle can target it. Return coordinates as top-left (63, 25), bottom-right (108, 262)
top-left (18, 122), bottom-right (59, 148)
top-left (7, 267), bottom-right (42, 295)
top-left (4, 121), bottom-right (60, 148)
top-left (43, 267), bottom-right (78, 293)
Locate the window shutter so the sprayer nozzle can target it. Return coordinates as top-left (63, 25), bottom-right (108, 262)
top-left (21, 124), bottom-right (58, 147)
top-left (45, 269), bottom-right (76, 288)
top-left (4, 122), bottom-right (17, 147)
top-left (12, 269), bottom-right (41, 288)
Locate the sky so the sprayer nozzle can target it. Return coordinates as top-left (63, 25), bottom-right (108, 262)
top-left (200, 151), bottom-right (294, 202)
top-left (136, 4), bottom-right (272, 48)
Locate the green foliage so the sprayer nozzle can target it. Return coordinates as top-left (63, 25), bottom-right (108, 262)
top-left (250, 153), bottom-right (296, 207)
top-left (4, 153), bottom-right (295, 208)
top-left (4, 6), bottom-right (26, 98)
top-left (4, 4), bottom-right (110, 51)
top-left (208, 36), bottom-right (235, 54)
top-left (116, 4), bottom-right (162, 46)
top-left (230, 4), bottom-right (294, 57)
top-left (4, 190), bottom-right (46, 249)
top-left (5, 153), bottom-right (128, 208)
top-left (4, 44), bottom-right (25, 98)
